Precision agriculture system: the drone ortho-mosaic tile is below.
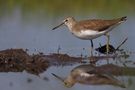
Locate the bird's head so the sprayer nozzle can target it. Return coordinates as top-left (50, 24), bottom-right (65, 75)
top-left (63, 76), bottom-right (76, 88)
top-left (51, 73), bottom-right (75, 88)
top-left (52, 17), bottom-right (76, 30)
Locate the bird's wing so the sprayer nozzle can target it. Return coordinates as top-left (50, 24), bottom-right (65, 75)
top-left (76, 72), bottom-right (96, 82)
top-left (77, 69), bottom-right (97, 80)
top-left (75, 17), bottom-right (126, 32)
top-left (85, 69), bottom-right (117, 81)
top-left (98, 73), bottom-right (126, 88)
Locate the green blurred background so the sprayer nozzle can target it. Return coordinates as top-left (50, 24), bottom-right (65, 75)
top-left (0, 0), bottom-right (135, 18)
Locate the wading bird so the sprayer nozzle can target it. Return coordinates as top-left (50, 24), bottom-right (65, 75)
top-left (52, 16), bottom-right (127, 58)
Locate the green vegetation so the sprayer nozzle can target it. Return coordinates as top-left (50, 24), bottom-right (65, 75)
top-left (0, 0), bottom-right (135, 18)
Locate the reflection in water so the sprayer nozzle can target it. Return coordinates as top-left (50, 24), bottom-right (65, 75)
top-left (0, 0), bottom-right (135, 90)
top-left (0, 47), bottom-right (134, 88)
top-left (52, 64), bottom-right (128, 88)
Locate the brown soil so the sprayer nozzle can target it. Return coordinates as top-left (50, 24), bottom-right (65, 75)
top-left (0, 48), bottom-right (133, 76)
top-left (0, 49), bottom-right (49, 75)
top-left (0, 49), bottom-right (84, 75)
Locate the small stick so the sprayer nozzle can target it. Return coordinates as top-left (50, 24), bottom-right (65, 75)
top-left (116, 37), bottom-right (128, 50)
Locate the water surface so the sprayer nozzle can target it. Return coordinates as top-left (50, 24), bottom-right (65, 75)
top-left (0, 0), bottom-right (135, 90)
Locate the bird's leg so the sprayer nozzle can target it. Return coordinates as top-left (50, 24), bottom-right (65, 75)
top-left (106, 34), bottom-right (110, 54)
top-left (90, 40), bottom-right (94, 57)
top-left (105, 33), bottom-right (110, 63)
top-left (89, 40), bottom-right (96, 64)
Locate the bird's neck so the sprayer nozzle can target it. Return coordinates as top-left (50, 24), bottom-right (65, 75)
top-left (67, 21), bottom-right (76, 32)
top-left (66, 75), bottom-right (76, 84)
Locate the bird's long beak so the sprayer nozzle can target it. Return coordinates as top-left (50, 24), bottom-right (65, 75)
top-left (51, 73), bottom-right (64, 82)
top-left (52, 22), bottom-right (65, 30)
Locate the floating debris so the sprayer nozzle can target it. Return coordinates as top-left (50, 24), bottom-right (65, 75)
top-left (95, 44), bottom-right (116, 54)
top-left (96, 38), bottom-right (128, 54)
top-left (27, 78), bottom-right (33, 83)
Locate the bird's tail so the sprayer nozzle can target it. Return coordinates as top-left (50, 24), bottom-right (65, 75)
top-left (102, 72), bottom-right (126, 88)
top-left (106, 74), bottom-right (126, 88)
top-left (115, 80), bottom-right (126, 88)
top-left (120, 16), bottom-right (127, 21)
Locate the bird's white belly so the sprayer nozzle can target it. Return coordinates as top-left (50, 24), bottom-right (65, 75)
top-left (73, 30), bottom-right (106, 40)
top-left (80, 72), bottom-right (95, 77)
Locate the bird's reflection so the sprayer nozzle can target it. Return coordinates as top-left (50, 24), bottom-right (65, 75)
top-left (52, 64), bottom-right (125, 88)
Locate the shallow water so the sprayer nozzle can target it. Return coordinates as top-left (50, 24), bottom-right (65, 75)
top-left (0, 0), bottom-right (135, 90)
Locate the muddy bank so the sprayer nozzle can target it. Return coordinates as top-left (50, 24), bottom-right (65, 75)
top-left (0, 49), bottom-right (48, 75)
top-left (0, 48), bottom-right (134, 76)
top-left (0, 49), bottom-right (83, 75)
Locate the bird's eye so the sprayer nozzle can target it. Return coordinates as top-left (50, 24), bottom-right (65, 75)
top-left (65, 19), bottom-right (68, 22)
top-left (64, 82), bottom-right (72, 88)
top-left (64, 82), bottom-right (68, 85)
